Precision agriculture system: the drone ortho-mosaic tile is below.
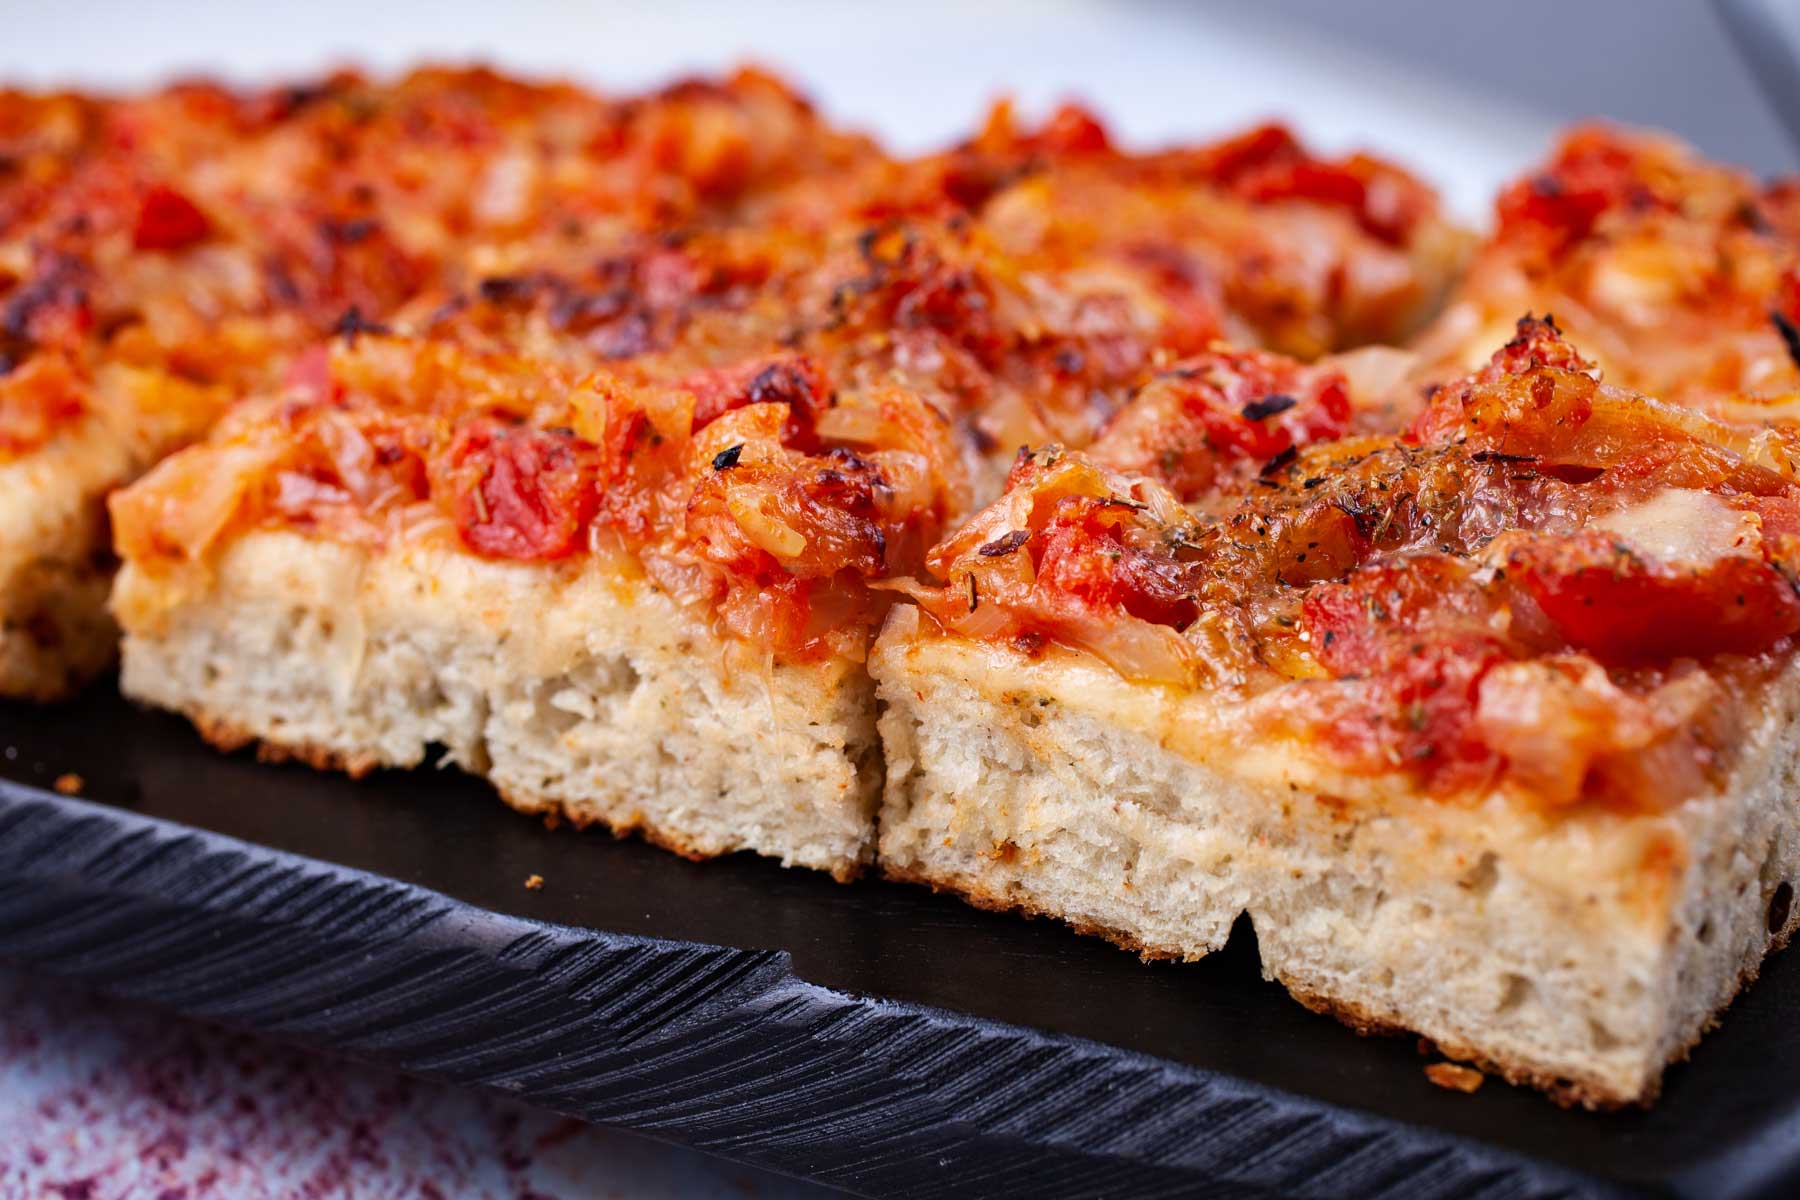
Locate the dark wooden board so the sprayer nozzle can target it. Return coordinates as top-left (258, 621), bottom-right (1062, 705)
top-left (2, 684), bottom-right (1795, 1198)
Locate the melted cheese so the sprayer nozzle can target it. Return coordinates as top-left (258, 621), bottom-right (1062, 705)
top-left (1591, 488), bottom-right (1757, 567)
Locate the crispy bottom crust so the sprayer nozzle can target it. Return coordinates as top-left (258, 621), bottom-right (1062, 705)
top-left (185, 682), bottom-right (866, 884)
top-left (129, 535), bottom-right (880, 881)
top-left (0, 553), bottom-right (119, 701)
top-left (888, 856), bottom-right (1800, 1109)
top-left (882, 859), bottom-right (1189, 960)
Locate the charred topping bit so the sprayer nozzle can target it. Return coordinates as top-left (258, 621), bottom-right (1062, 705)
top-left (1469, 450), bottom-right (1536, 464)
top-left (712, 443), bottom-right (745, 471)
top-left (477, 274), bottom-right (539, 304)
top-left (978, 529), bottom-right (1031, 557)
top-left (1258, 445), bottom-right (1298, 477)
top-left (321, 216), bottom-right (377, 245)
top-left (1773, 311), bottom-right (1800, 372)
top-left (1241, 393), bottom-right (1297, 421)
top-left (332, 305), bottom-right (392, 345)
top-left (967, 572), bottom-right (980, 612)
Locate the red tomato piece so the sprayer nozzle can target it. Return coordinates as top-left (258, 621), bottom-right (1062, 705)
top-left (678, 355), bottom-right (828, 439)
top-left (1093, 346), bottom-right (1350, 500)
top-left (1028, 103), bottom-right (1113, 156)
top-left (1301, 555), bottom-right (1509, 780)
top-left (133, 184), bottom-right (211, 251)
top-left (1494, 128), bottom-right (1666, 248)
top-left (1507, 529), bottom-right (1800, 666)
top-left (1033, 503), bottom-right (1199, 628)
top-left (448, 418), bottom-right (600, 560)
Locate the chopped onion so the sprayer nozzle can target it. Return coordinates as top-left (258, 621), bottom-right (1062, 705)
top-left (726, 486), bottom-right (808, 558)
top-left (1054, 613), bottom-right (1196, 687)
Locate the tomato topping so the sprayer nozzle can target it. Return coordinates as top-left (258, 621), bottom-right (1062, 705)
top-left (445, 418), bottom-right (600, 560)
top-left (1093, 346), bottom-right (1350, 500)
top-left (1302, 555), bottom-right (1498, 675)
top-left (1298, 555), bottom-right (1515, 784)
top-left (1033, 500), bottom-right (1200, 627)
top-left (1494, 127), bottom-right (1667, 249)
top-left (1406, 315), bottom-right (1597, 452)
top-left (132, 183), bottom-right (211, 251)
top-left (1192, 122), bottom-right (1432, 245)
top-left (0, 353), bottom-right (86, 458)
top-left (1506, 529), bottom-right (1800, 666)
top-left (677, 354), bottom-right (830, 443)
top-left (1025, 103), bottom-right (1113, 157)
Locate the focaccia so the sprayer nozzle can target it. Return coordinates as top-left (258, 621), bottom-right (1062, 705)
top-left (873, 320), bottom-right (1800, 1104)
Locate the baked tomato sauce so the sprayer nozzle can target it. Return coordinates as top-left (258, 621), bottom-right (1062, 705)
top-left (113, 332), bottom-right (969, 661)
top-left (0, 67), bottom-right (880, 465)
top-left (912, 317), bottom-right (1800, 808)
top-left (1417, 124), bottom-right (1800, 409)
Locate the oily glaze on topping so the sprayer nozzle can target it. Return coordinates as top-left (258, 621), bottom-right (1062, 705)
top-left (1413, 124), bottom-right (1800, 411)
top-left (909, 318), bottom-right (1800, 809)
top-left (105, 71), bottom-right (1462, 663)
top-left (0, 67), bottom-right (877, 464)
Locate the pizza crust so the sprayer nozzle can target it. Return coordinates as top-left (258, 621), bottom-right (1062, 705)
top-left (870, 620), bottom-right (1800, 1107)
top-left (0, 413), bottom-right (137, 699)
top-left (114, 531), bottom-right (882, 879)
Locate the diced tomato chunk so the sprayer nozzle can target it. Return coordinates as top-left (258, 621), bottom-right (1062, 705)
top-left (1299, 555), bottom-right (1511, 781)
top-left (1028, 103), bottom-right (1113, 156)
top-left (1033, 502), bottom-right (1199, 627)
top-left (1195, 123), bottom-right (1304, 187)
top-left (1494, 128), bottom-right (1668, 248)
top-left (1303, 554), bottom-right (1499, 676)
top-left (133, 184), bottom-right (211, 251)
top-left (1507, 529), bottom-right (1800, 665)
top-left (677, 354), bottom-right (829, 440)
top-left (446, 418), bottom-right (600, 560)
top-left (1093, 346), bottom-right (1349, 500)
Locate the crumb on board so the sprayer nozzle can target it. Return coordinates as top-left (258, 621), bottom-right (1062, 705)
top-left (52, 773), bottom-right (83, 796)
top-left (524, 874), bottom-right (545, 891)
top-left (1425, 1062), bottom-right (1485, 1094)
top-left (542, 812), bottom-right (561, 831)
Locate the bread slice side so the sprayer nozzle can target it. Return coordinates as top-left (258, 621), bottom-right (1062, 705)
top-left (114, 531), bottom-right (881, 878)
top-left (0, 414), bottom-right (138, 699)
top-left (870, 622), bottom-right (1800, 1106)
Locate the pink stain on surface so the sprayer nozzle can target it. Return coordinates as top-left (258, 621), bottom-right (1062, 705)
top-left (0, 968), bottom-right (835, 1199)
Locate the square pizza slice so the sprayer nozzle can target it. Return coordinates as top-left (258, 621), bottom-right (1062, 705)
top-left (872, 319), bottom-right (1800, 1104)
top-left (1, 67), bottom-right (875, 698)
top-left (96, 82), bottom-right (1466, 879)
top-left (110, 327), bottom-right (966, 878)
top-left (1411, 124), bottom-right (1800, 413)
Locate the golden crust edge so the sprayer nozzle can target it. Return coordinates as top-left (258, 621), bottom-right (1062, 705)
top-left (883, 854), bottom-right (1800, 1110)
top-left (183, 708), bottom-right (867, 884)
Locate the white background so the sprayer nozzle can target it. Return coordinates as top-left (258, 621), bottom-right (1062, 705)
top-left (0, 0), bottom-right (1574, 222)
